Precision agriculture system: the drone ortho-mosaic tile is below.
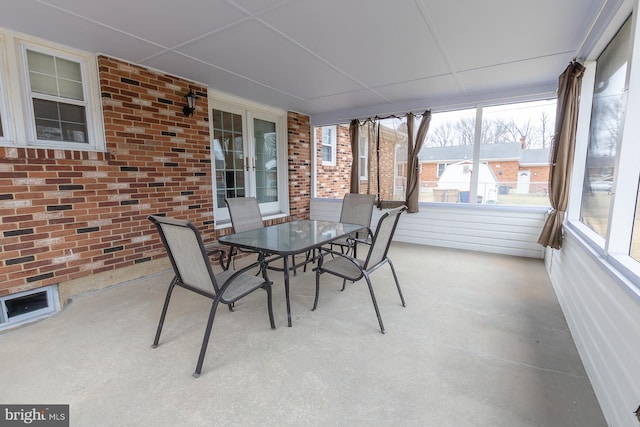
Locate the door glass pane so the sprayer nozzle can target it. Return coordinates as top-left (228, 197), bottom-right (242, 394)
top-left (580, 17), bottom-right (631, 238)
top-left (254, 118), bottom-right (278, 203)
top-left (211, 108), bottom-right (245, 208)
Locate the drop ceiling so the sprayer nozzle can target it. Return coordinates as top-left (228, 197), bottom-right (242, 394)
top-left (0, 0), bottom-right (629, 124)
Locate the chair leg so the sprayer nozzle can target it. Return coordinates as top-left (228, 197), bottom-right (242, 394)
top-left (218, 250), bottom-right (229, 271)
top-left (387, 258), bottom-right (406, 307)
top-left (259, 256), bottom-right (276, 329)
top-left (312, 269), bottom-right (321, 311)
top-left (303, 249), bottom-right (315, 273)
top-left (340, 278), bottom-right (347, 291)
top-left (193, 298), bottom-right (222, 378)
top-left (291, 254), bottom-right (297, 276)
top-left (363, 273), bottom-right (385, 334)
top-left (266, 284), bottom-right (276, 329)
top-left (152, 276), bottom-right (177, 348)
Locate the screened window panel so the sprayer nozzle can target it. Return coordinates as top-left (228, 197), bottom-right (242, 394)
top-left (580, 17), bottom-right (631, 238)
top-left (631, 183), bottom-right (640, 261)
top-left (481, 100), bottom-right (555, 206)
top-left (422, 109), bottom-right (476, 203)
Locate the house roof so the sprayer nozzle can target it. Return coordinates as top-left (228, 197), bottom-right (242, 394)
top-left (416, 142), bottom-right (549, 164)
top-left (0, 0), bottom-right (628, 125)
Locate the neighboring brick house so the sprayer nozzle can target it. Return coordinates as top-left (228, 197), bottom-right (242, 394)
top-left (0, 54), bottom-right (312, 312)
top-left (314, 124), bottom-right (549, 201)
top-left (417, 142), bottom-right (550, 194)
top-left (315, 122), bottom-right (405, 201)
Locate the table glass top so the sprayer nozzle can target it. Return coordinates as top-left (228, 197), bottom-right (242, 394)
top-left (219, 220), bottom-right (363, 254)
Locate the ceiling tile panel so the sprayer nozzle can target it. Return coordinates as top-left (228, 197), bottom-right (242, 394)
top-left (260, 0), bottom-right (451, 87)
top-left (422, 0), bottom-right (605, 71)
top-left (0, 0), bottom-right (162, 60)
top-left (143, 51), bottom-right (324, 114)
top-left (373, 75), bottom-right (463, 103)
top-left (38, 0), bottom-right (247, 48)
top-left (455, 55), bottom-right (569, 95)
top-left (0, 0), bottom-right (625, 121)
top-left (178, 19), bottom-right (364, 99)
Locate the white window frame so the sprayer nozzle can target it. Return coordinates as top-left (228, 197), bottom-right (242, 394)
top-left (0, 285), bottom-right (60, 331)
top-left (321, 125), bottom-right (337, 166)
top-left (0, 36), bottom-right (12, 143)
top-left (437, 162), bottom-right (448, 178)
top-left (359, 131), bottom-right (368, 180)
top-left (0, 29), bottom-right (105, 151)
top-left (567, 11), bottom-right (640, 287)
top-left (209, 91), bottom-right (289, 227)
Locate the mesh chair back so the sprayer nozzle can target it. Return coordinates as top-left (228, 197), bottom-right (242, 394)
top-left (364, 206), bottom-right (406, 269)
top-left (226, 197), bottom-right (264, 232)
top-left (150, 216), bottom-right (219, 295)
top-left (340, 193), bottom-right (375, 238)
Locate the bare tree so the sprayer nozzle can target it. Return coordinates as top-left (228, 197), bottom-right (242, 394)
top-left (538, 111), bottom-right (553, 149)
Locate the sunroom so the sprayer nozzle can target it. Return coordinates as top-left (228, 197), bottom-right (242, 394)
top-left (0, 1), bottom-right (638, 426)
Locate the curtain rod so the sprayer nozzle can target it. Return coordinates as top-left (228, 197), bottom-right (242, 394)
top-left (331, 90), bottom-right (558, 125)
top-left (347, 109), bottom-right (430, 125)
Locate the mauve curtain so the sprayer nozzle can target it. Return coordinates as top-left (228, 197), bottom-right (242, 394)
top-left (537, 61), bottom-right (586, 249)
top-left (405, 111), bottom-right (431, 213)
top-left (349, 119), bottom-right (359, 194)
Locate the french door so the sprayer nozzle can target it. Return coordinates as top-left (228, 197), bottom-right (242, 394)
top-left (210, 101), bottom-right (285, 223)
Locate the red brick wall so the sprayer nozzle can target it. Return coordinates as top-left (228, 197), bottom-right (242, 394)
top-left (0, 56), bottom-right (310, 298)
top-left (315, 125), bottom-right (351, 199)
top-left (288, 112), bottom-right (311, 219)
top-left (488, 160), bottom-right (520, 187)
top-left (313, 124), bottom-right (400, 200)
top-left (421, 163), bottom-right (438, 186)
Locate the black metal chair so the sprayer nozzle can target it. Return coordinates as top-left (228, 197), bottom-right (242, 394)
top-left (313, 206), bottom-right (407, 334)
top-left (225, 196), bottom-right (295, 273)
top-left (330, 193), bottom-right (375, 256)
top-left (148, 215), bottom-right (275, 377)
top-left (303, 193), bottom-right (375, 272)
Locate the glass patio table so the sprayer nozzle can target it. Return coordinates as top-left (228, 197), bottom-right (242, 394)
top-left (219, 220), bottom-right (364, 327)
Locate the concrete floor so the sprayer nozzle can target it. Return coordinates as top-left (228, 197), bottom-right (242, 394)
top-left (0, 243), bottom-right (606, 426)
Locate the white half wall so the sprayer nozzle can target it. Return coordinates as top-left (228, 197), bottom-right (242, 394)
top-left (310, 199), bottom-right (548, 259)
top-left (546, 230), bottom-right (640, 427)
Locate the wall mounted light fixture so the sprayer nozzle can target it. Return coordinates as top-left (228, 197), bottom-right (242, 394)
top-left (183, 89), bottom-right (197, 117)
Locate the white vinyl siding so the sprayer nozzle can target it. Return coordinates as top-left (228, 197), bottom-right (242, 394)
top-left (311, 198), bottom-right (547, 259)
